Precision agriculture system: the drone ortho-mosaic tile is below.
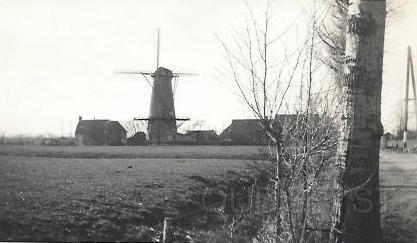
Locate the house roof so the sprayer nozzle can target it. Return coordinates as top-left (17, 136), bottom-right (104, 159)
top-left (75, 120), bottom-right (126, 135)
top-left (230, 119), bottom-right (263, 133)
top-left (220, 115), bottom-right (312, 136)
top-left (220, 119), bottom-right (261, 138)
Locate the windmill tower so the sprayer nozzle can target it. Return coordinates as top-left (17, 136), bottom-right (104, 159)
top-left (115, 29), bottom-right (196, 144)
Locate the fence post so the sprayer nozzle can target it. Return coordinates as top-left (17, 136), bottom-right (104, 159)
top-left (163, 217), bottom-right (173, 243)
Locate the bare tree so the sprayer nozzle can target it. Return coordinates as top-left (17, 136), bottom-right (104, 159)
top-left (121, 120), bottom-right (146, 138)
top-left (319, 0), bottom-right (402, 95)
top-left (219, 1), bottom-right (342, 242)
top-left (332, 0), bottom-right (387, 242)
top-left (318, 0), bottom-right (349, 94)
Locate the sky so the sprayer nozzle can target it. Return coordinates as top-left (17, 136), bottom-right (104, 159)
top-left (0, 0), bottom-right (416, 136)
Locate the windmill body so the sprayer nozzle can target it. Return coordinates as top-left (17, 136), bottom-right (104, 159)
top-left (148, 67), bottom-right (177, 143)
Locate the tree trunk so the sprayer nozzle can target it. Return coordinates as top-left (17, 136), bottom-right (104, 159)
top-left (332, 0), bottom-right (386, 242)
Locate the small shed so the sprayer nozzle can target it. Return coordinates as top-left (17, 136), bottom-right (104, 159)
top-left (382, 132), bottom-right (394, 149)
top-left (75, 117), bottom-right (127, 146)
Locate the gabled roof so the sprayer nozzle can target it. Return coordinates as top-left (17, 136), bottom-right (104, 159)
top-left (220, 119), bottom-right (258, 138)
top-left (230, 119), bottom-right (263, 131)
top-left (75, 120), bottom-right (126, 135)
top-left (220, 115), bottom-right (311, 137)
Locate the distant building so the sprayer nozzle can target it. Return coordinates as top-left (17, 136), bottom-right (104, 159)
top-left (75, 117), bottom-right (127, 146)
top-left (382, 132), bottom-right (394, 149)
top-left (42, 137), bottom-right (75, 146)
top-left (220, 119), bottom-right (268, 145)
top-left (175, 133), bottom-right (193, 143)
top-left (127, 132), bottom-right (147, 145)
top-left (186, 130), bottom-right (219, 144)
top-left (220, 115), bottom-right (312, 145)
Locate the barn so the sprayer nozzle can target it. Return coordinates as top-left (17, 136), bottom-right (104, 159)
top-left (220, 119), bottom-right (268, 145)
top-left (220, 115), bottom-right (307, 145)
top-left (75, 117), bottom-right (127, 146)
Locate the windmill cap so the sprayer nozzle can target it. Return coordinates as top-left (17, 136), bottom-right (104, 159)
top-left (153, 67), bottom-right (173, 77)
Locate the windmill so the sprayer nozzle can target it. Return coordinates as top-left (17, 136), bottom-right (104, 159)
top-left (115, 29), bottom-right (196, 144)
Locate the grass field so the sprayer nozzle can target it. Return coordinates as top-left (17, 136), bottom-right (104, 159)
top-left (0, 145), bottom-right (266, 160)
top-left (0, 145), bottom-right (260, 241)
top-left (0, 145), bottom-right (416, 241)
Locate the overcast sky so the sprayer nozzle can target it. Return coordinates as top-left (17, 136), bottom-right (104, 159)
top-left (0, 0), bottom-right (416, 136)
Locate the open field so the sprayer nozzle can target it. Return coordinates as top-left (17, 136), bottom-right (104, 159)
top-left (380, 151), bottom-right (417, 201)
top-left (380, 151), bottom-right (417, 208)
top-left (0, 145), bottom-right (416, 241)
top-left (0, 145), bottom-right (265, 160)
top-left (0, 145), bottom-right (258, 241)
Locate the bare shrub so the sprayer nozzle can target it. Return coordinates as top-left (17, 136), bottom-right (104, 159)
top-left (215, 1), bottom-right (342, 241)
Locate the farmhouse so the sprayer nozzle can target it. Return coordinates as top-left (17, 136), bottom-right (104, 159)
top-left (220, 119), bottom-right (268, 145)
top-left (220, 115), bottom-right (314, 145)
top-left (75, 117), bottom-right (127, 146)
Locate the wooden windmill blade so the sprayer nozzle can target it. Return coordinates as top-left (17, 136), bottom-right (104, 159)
top-left (113, 70), bottom-right (154, 75)
top-left (113, 70), bottom-right (154, 88)
top-left (172, 72), bottom-right (198, 98)
top-left (172, 72), bottom-right (198, 77)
